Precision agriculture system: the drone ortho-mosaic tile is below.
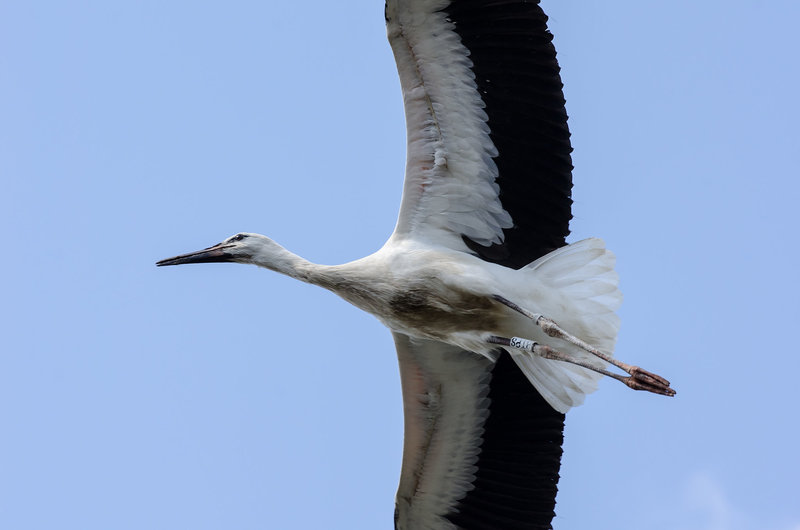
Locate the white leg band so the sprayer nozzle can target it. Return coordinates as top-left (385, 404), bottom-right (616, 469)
top-left (510, 336), bottom-right (536, 352)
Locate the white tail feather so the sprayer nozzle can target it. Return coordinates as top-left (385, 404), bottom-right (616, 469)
top-left (512, 238), bottom-right (622, 413)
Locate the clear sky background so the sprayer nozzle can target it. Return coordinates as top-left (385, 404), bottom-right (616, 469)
top-left (2, 1), bottom-right (799, 529)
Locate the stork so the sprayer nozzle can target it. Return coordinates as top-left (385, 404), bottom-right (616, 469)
top-left (157, 1), bottom-right (675, 528)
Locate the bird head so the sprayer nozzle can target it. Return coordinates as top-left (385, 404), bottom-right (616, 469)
top-left (156, 232), bottom-right (265, 267)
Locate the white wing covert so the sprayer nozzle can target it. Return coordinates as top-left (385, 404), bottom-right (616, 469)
top-left (393, 334), bottom-right (492, 530)
top-left (387, 0), bottom-right (512, 249)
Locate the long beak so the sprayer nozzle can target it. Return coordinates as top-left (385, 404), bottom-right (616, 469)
top-left (156, 243), bottom-right (235, 267)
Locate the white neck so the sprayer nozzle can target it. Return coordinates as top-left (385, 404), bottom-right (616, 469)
top-left (245, 234), bottom-right (372, 303)
top-left (249, 239), bottom-right (316, 282)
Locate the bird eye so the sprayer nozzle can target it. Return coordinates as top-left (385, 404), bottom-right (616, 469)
top-left (232, 234), bottom-right (245, 242)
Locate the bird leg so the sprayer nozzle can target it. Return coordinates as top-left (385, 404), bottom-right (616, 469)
top-left (490, 295), bottom-right (676, 397)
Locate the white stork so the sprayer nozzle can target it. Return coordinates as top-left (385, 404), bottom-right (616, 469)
top-left (158, 1), bottom-right (675, 528)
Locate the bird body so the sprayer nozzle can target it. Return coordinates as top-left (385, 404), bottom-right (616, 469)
top-left (158, 1), bottom-right (674, 527)
top-left (162, 232), bottom-right (621, 412)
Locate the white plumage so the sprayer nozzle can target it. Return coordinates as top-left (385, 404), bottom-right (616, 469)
top-left (158, 1), bottom-right (674, 528)
top-left (388, 0), bottom-right (511, 247)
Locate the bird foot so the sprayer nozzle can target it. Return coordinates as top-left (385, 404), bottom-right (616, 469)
top-left (622, 366), bottom-right (676, 397)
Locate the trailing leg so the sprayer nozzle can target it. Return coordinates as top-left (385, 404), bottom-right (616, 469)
top-left (486, 335), bottom-right (674, 396)
top-left (491, 295), bottom-right (676, 397)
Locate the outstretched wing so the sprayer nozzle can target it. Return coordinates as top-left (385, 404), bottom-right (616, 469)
top-left (386, 1), bottom-right (574, 528)
top-left (387, 0), bottom-right (573, 268)
top-left (393, 334), bottom-right (564, 530)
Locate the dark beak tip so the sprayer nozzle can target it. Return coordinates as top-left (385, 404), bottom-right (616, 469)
top-left (155, 256), bottom-right (182, 267)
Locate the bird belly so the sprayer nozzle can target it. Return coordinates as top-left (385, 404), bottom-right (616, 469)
top-left (384, 287), bottom-right (504, 344)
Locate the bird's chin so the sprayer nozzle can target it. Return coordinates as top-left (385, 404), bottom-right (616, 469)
top-left (156, 245), bottom-right (236, 267)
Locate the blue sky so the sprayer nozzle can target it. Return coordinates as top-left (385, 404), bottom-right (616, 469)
top-left (2, 1), bottom-right (799, 529)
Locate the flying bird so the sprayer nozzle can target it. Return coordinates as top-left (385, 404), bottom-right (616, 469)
top-left (158, 1), bottom-right (675, 528)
